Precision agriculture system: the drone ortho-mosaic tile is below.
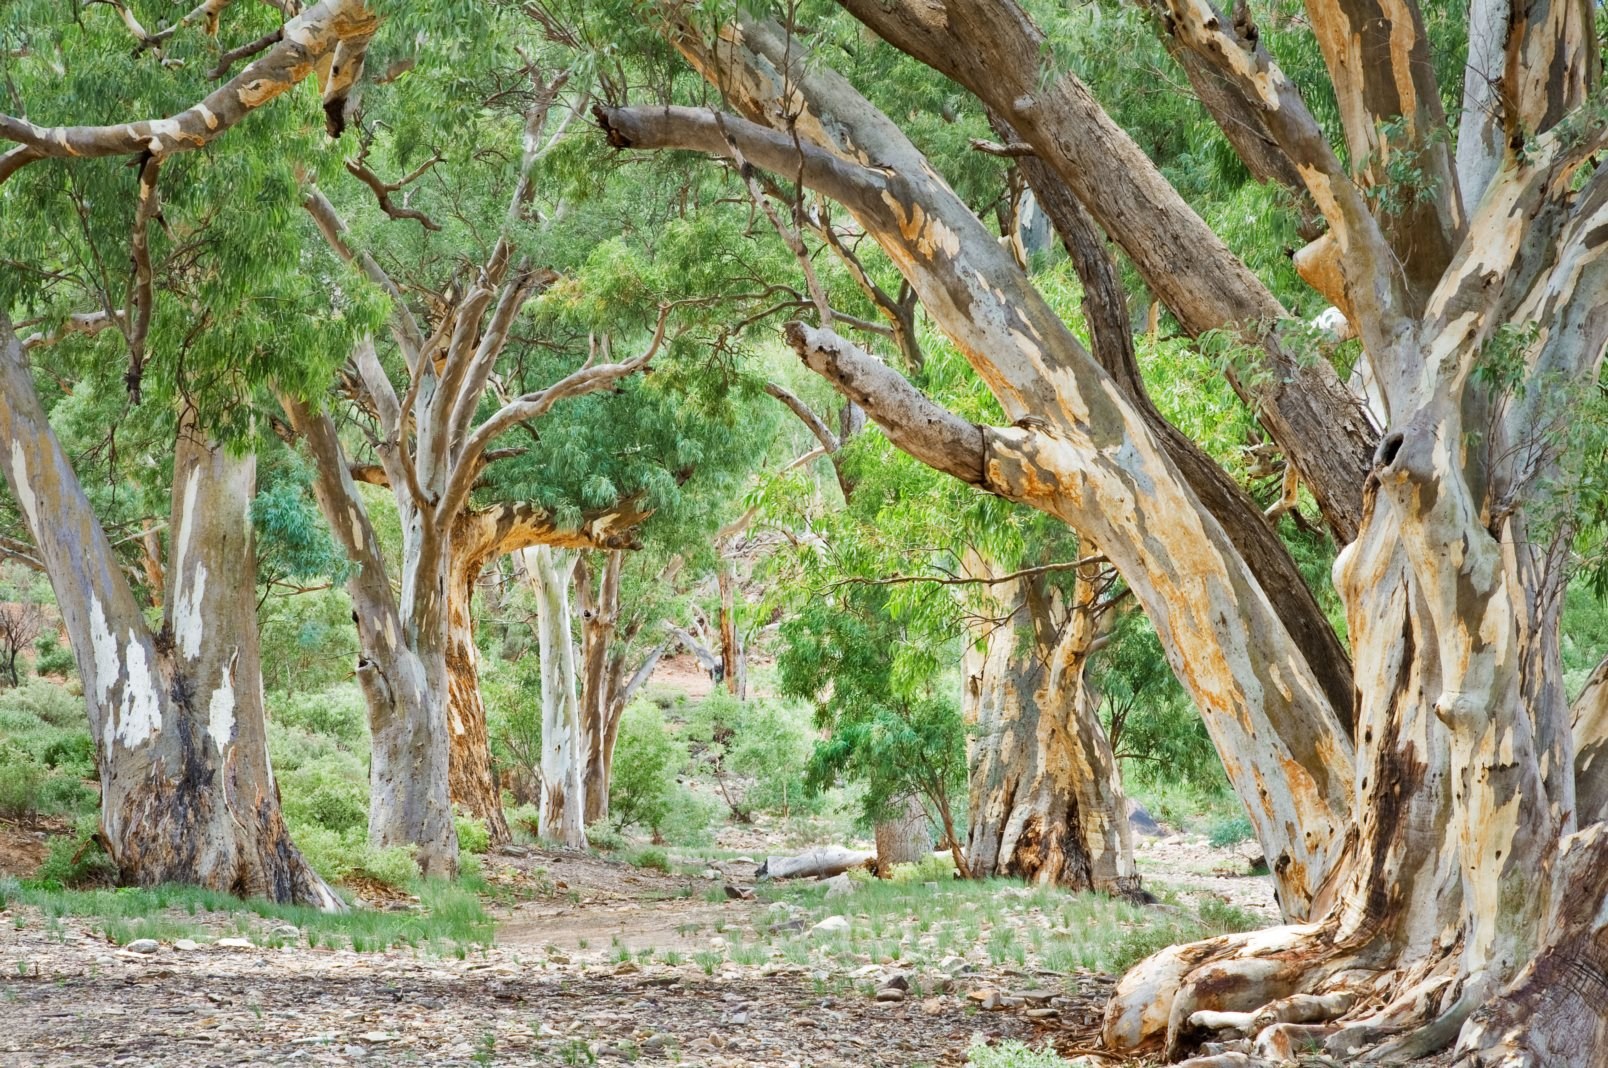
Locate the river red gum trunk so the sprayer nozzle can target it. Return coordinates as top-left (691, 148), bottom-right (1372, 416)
top-left (0, 323), bottom-right (339, 906)
top-left (445, 554), bottom-right (510, 844)
top-left (964, 566), bottom-right (1133, 892)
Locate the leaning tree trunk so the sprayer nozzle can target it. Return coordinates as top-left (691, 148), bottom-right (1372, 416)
top-left (0, 325), bottom-right (339, 906)
top-left (874, 794), bottom-right (932, 876)
top-left (525, 546), bottom-right (587, 848)
top-left (964, 563), bottom-right (1133, 892)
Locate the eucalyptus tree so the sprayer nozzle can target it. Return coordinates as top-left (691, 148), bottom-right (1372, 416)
top-left (604, 0), bottom-right (1608, 1061)
top-left (0, 0), bottom-right (382, 901)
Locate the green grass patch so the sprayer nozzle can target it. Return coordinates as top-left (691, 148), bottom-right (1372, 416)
top-left (11, 879), bottom-right (493, 954)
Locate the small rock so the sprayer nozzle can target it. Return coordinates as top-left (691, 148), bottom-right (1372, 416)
top-left (811, 915), bottom-right (850, 935)
top-left (822, 873), bottom-right (855, 898)
top-left (614, 961), bottom-right (640, 975)
top-left (1013, 988), bottom-right (1054, 1006)
top-left (1024, 1008), bottom-right (1059, 1020)
top-left (968, 988), bottom-right (1005, 1011)
top-left (875, 987), bottom-right (906, 1003)
top-left (215, 938), bottom-right (255, 950)
top-left (938, 955), bottom-right (973, 975)
top-left (702, 868), bottom-right (722, 880)
top-left (921, 997), bottom-right (945, 1016)
top-left (124, 939), bottom-right (159, 955)
top-left (642, 1035), bottom-right (668, 1052)
top-left (173, 939), bottom-right (200, 952)
top-left (270, 925), bottom-right (299, 939)
top-left (731, 1011), bottom-right (749, 1025)
top-left (883, 973), bottom-right (910, 992)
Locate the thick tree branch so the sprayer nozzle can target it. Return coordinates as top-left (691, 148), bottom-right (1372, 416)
top-left (1, 1), bottom-right (376, 165)
top-left (782, 322), bottom-right (990, 491)
top-left (343, 153), bottom-right (443, 231)
top-left (123, 154), bottom-right (162, 403)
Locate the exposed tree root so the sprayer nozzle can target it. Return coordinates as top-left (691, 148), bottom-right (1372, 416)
top-left (1107, 919), bottom-right (1482, 1065)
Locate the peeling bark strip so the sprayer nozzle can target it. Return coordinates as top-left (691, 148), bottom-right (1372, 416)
top-left (0, 0), bottom-right (377, 184)
top-left (0, 319), bottom-right (338, 907)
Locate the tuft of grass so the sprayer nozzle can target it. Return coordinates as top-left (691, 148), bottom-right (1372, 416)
top-left (966, 1039), bottom-right (1083, 1067)
top-left (628, 846), bottom-right (670, 873)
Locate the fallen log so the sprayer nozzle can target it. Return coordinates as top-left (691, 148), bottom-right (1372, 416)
top-left (755, 847), bottom-right (876, 881)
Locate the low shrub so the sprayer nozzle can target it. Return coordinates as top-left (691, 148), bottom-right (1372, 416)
top-left (267, 687), bottom-right (367, 747)
top-left (610, 702), bottom-right (681, 835)
top-left (31, 817), bottom-right (117, 889)
top-left (279, 753), bottom-right (368, 834)
top-left (629, 846), bottom-right (670, 873)
top-left (291, 825), bottom-right (418, 888)
top-left (455, 811), bottom-right (490, 855)
top-left (508, 803), bottom-right (542, 840)
top-left (586, 822), bottom-right (628, 852)
top-left (1206, 812), bottom-right (1256, 848)
top-left (966, 1040), bottom-right (1083, 1067)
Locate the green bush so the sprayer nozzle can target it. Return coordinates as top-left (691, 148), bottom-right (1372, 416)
top-left (291, 825), bottom-right (418, 888)
top-left (629, 846), bottom-right (670, 872)
top-left (724, 698), bottom-right (819, 818)
top-left (586, 822), bottom-right (628, 852)
top-left (279, 753), bottom-right (369, 834)
top-left (268, 687), bottom-right (367, 747)
top-left (455, 811), bottom-right (490, 855)
top-left (508, 803), bottom-right (542, 840)
top-left (609, 702), bottom-right (681, 836)
top-left (1207, 812), bottom-right (1255, 848)
top-left (658, 787), bottom-right (720, 846)
top-left (31, 633), bottom-right (76, 680)
top-left (0, 743), bottom-right (47, 818)
top-left (0, 739), bottom-right (96, 820)
top-left (31, 817), bottom-right (117, 889)
top-left (0, 678), bottom-right (83, 729)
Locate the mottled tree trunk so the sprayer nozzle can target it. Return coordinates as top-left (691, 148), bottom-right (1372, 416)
top-left (874, 794), bottom-right (931, 876)
top-left (282, 394), bottom-right (457, 878)
top-left (963, 567), bottom-right (1132, 892)
top-left (444, 555), bottom-right (510, 844)
top-left (525, 546), bottom-right (587, 848)
top-left (716, 556), bottom-right (745, 699)
top-left (0, 323), bottom-right (338, 906)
